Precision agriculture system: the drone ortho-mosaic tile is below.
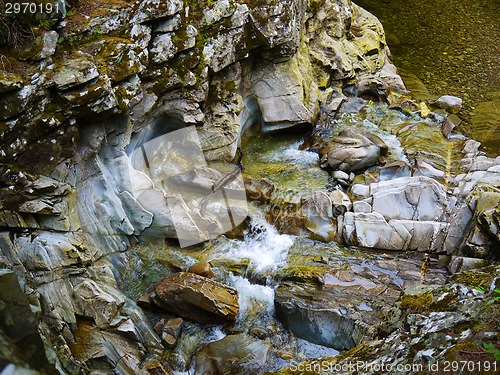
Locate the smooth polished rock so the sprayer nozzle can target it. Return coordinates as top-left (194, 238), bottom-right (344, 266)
top-left (320, 129), bottom-right (388, 172)
top-left (188, 261), bottom-right (215, 279)
top-left (434, 95), bottom-right (463, 114)
top-left (275, 283), bottom-right (366, 351)
top-left (370, 176), bottom-right (448, 221)
top-left (195, 333), bottom-right (271, 375)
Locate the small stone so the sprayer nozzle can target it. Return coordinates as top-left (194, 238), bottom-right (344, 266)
top-left (442, 114), bottom-right (462, 138)
top-left (244, 178), bottom-right (275, 202)
top-left (332, 170), bottom-right (349, 181)
top-left (419, 102), bottom-right (431, 118)
top-left (434, 95), bottom-right (463, 114)
top-left (137, 293), bottom-right (153, 309)
top-left (277, 350), bottom-right (294, 361)
top-left (153, 319), bottom-right (165, 334)
top-left (188, 261), bottom-right (215, 279)
top-left (313, 256), bottom-right (328, 264)
top-left (161, 318), bottom-right (183, 348)
top-left (329, 190), bottom-right (352, 216)
top-left (353, 200), bottom-right (371, 213)
top-left (351, 184), bottom-right (370, 198)
top-left (249, 327), bottom-right (267, 339)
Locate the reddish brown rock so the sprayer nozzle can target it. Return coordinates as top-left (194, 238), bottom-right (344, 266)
top-left (188, 261), bottom-right (215, 278)
top-left (151, 272), bottom-right (239, 324)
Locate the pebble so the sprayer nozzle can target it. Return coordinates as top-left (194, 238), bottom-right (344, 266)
top-left (188, 261), bottom-right (215, 278)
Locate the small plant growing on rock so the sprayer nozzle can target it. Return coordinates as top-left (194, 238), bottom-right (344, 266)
top-left (483, 343), bottom-right (500, 361)
top-left (493, 288), bottom-right (500, 302)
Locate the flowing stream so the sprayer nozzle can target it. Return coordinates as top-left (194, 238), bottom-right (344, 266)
top-left (111, 99), bottom-right (457, 373)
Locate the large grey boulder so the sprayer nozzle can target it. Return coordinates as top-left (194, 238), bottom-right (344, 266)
top-left (320, 129), bottom-right (388, 172)
top-left (343, 212), bottom-right (448, 252)
top-left (275, 284), bottom-right (365, 350)
top-left (346, 177), bottom-right (449, 252)
top-left (248, 52), bottom-right (319, 132)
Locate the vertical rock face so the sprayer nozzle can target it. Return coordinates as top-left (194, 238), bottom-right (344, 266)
top-left (0, 0), bottom-right (406, 373)
top-left (0, 0), bottom-right (402, 250)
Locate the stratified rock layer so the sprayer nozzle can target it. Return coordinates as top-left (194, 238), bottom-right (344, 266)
top-left (151, 272), bottom-right (239, 324)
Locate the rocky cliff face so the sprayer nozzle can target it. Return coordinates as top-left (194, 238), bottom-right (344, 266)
top-left (0, 0), bottom-right (405, 373)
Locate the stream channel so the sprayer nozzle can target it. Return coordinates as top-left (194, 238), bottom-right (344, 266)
top-left (105, 99), bottom-right (460, 374)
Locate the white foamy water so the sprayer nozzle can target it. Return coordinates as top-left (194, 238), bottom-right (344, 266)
top-left (361, 118), bottom-right (409, 163)
top-left (204, 325), bottom-right (226, 343)
top-left (269, 140), bottom-right (319, 168)
top-left (217, 216), bottom-right (294, 273)
top-left (230, 275), bottom-right (275, 318)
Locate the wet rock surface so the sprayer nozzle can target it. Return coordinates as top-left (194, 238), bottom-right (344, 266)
top-left (0, 0), bottom-right (498, 374)
top-left (150, 272), bottom-right (239, 324)
top-left (319, 129), bottom-right (388, 172)
top-left (275, 265), bottom-right (500, 375)
top-left (195, 333), bottom-right (271, 375)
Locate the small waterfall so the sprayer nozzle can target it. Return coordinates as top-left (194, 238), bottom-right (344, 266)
top-left (214, 216), bottom-right (294, 274)
top-left (230, 275), bottom-right (275, 321)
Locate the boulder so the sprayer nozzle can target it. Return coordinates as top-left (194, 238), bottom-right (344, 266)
top-left (275, 283), bottom-right (366, 351)
top-left (301, 192), bottom-right (336, 241)
top-left (195, 333), bottom-right (271, 375)
top-left (249, 53), bottom-right (319, 132)
top-left (320, 129), bottom-right (388, 172)
top-left (151, 272), bottom-right (239, 324)
top-left (448, 257), bottom-right (488, 274)
top-left (369, 176), bottom-right (447, 221)
top-left (343, 212), bottom-right (448, 252)
top-left (461, 191), bottom-right (500, 258)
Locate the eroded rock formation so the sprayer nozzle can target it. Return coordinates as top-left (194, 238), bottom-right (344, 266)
top-left (0, 1), bottom-right (405, 372)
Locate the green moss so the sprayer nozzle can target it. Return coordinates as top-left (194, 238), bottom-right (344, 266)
top-left (309, 0), bottom-right (323, 14)
top-left (398, 289), bottom-right (458, 313)
top-left (448, 266), bottom-right (497, 290)
top-left (58, 26), bottom-right (104, 51)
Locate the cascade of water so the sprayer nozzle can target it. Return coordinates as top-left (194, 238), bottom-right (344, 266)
top-left (213, 215), bottom-right (295, 274)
